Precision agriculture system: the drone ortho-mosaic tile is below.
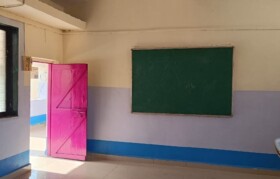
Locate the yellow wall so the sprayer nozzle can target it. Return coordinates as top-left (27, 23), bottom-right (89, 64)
top-left (66, 0), bottom-right (280, 31)
top-left (2, 0), bottom-right (280, 91)
top-left (64, 30), bottom-right (280, 90)
top-left (0, 9), bottom-right (63, 61)
top-left (25, 24), bottom-right (63, 61)
top-left (63, 0), bottom-right (280, 91)
top-left (0, 9), bottom-right (63, 86)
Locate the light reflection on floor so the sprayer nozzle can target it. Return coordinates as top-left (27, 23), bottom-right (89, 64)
top-left (22, 125), bottom-right (280, 179)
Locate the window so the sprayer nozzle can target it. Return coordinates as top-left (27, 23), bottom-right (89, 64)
top-left (0, 24), bottom-right (18, 117)
top-left (0, 29), bottom-right (5, 112)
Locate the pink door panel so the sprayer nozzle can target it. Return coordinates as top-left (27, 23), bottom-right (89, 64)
top-left (47, 64), bottom-right (88, 160)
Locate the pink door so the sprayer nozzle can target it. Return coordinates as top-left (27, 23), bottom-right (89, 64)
top-left (47, 64), bottom-right (87, 160)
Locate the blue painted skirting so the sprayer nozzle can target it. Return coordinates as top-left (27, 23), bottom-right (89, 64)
top-left (30, 114), bottom-right (46, 126)
top-left (0, 150), bottom-right (29, 177)
top-left (88, 139), bottom-right (280, 171)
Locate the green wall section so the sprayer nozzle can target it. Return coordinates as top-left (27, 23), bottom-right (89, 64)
top-left (132, 47), bottom-right (233, 116)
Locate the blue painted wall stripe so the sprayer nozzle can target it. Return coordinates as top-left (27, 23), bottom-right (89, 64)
top-left (88, 139), bottom-right (280, 171)
top-left (0, 150), bottom-right (30, 177)
top-left (30, 114), bottom-right (46, 126)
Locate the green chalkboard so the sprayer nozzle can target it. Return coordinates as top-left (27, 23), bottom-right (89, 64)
top-left (132, 47), bottom-right (233, 116)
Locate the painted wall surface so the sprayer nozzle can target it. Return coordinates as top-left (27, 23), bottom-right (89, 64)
top-left (0, 9), bottom-right (62, 176)
top-left (62, 0), bottom-right (280, 157)
top-left (63, 0), bottom-right (280, 31)
top-left (25, 24), bottom-right (63, 62)
top-left (88, 88), bottom-right (280, 154)
top-left (30, 62), bottom-right (48, 123)
top-left (30, 100), bottom-right (47, 117)
top-left (0, 9), bottom-right (63, 63)
top-left (0, 9), bottom-right (63, 88)
top-left (64, 30), bottom-right (280, 91)
top-left (31, 62), bottom-right (48, 100)
top-left (25, 25), bottom-right (62, 87)
top-left (0, 16), bottom-right (28, 161)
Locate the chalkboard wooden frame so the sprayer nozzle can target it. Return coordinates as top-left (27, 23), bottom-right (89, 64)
top-left (131, 47), bottom-right (234, 116)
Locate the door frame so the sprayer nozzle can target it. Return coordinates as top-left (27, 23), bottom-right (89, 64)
top-left (31, 56), bottom-right (59, 64)
top-left (29, 56), bottom-right (59, 155)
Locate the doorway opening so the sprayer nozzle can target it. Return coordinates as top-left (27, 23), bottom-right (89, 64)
top-left (30, 61), bottom-right (49, 156)
top-left (29, 57), bottom-right (57, 157)
top-left (28, 59), bottom-right (88, 177)
top-left (29, 59), bottom-right (88, 161)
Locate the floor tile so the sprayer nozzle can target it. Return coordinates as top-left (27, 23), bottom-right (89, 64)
top-left (26, 125), bottom-right (280, 179)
